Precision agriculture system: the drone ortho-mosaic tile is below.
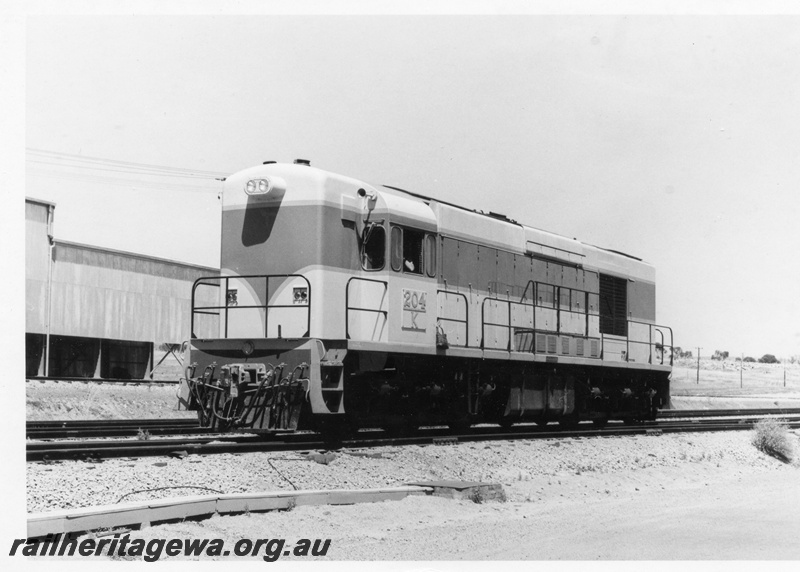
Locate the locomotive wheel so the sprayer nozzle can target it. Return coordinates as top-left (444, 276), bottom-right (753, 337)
top-left (314, 417), bottom-right (354, 443)
top-left (447, 415), bottom-right (472, 433)
top-left (558, 416), bottom-right (580, 429)
top-left (382, 418), bottom-right (420, 437)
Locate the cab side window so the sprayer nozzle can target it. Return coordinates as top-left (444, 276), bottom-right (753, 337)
top-left (390, 225), bottom-right (426, 275)
top-left (402, 228), bottom-right (424, 274)
top-left (390, 226), bottom-right (403, 272)
top-left (424, 234), bottom-right (437, 278)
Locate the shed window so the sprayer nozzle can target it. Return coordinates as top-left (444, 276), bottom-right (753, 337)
top-left (360, 224), bottom-right (385, 271)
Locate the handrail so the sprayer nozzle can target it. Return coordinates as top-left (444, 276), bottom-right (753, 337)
top-left (477, 292), bottom-right (671, 364)
top-left (190, 274), bottom-right (311, 339)
top-left (598, 319), bottom-right (674, 366)
top-left (345, 276), bottom-right (389, 340)
top-left (436, 290), bottom-right (469, 347)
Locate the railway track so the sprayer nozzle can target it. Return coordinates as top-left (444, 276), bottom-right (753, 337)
top-left (26, 418), bottom-right (204, 440)
top-left (26, 409), bottom-right (800, 462)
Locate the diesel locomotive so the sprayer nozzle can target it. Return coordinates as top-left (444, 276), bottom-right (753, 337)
top-left (178, 159), bottom-right (673, 434)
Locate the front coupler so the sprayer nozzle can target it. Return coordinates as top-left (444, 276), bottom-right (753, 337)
top-left (178, 362), bottom-right (309, 432)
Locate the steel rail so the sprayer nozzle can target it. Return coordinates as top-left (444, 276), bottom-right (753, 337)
top-left (658, 407), bottom-right (800, 418)
top-left (27, 408), bottom-right (800, 439)
top-left (26, 416), bottom-right (800, 463)
top-left (27, 418), bottom-right (198, 429)
top-left (26, 418), bottom-right (201, 440)
top-left (26, 378), bottom-right (179, 384)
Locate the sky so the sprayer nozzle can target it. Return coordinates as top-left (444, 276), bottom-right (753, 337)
top-left (2, 1), bottom-right (799, 563)
top-left (9, 3), bottom-right (800, 362)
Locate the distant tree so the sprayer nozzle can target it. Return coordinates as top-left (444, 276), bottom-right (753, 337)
top-left (712, 350), bottom-right (731, 361)
top-left (682, 350), bottom-right (693, 359)
top-left (744, 356), bottom-right (756, 363)
top-left (758, 354), bottom-right (779, 364)
top-left (722, 351), bottom-right (729, 360)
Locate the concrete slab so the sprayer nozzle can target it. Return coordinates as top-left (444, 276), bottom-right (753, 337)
top-left (27, 485), bottom-right (433, 539)
top-left (406, 481), bottom-right (506, 502)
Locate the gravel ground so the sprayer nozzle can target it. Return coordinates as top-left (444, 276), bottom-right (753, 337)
top-left (25, 380), bottom-right (800, 560)
top-left (28, 429), bottom-right (799, 513)
top-left (26, 429), bottom-right (800, 560)
top-left (123, 468), bottom-right (800, 560)
top-left (26, 380), bottom-right (193, 420)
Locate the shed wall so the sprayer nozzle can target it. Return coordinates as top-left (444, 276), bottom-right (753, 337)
top-left (26, 199), bottom-right (219, 346)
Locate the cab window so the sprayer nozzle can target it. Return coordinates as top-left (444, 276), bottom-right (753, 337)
top-left (402, 229), bottom-right (424, 274)
top-left (360, 224), bottom-right (385, 271)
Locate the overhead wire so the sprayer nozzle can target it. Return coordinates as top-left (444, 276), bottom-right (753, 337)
top-left (27, 147), bottom-right (228, 179)
top-left (28, 168), bottom-right (223, 194)
top-left (26, 147), bottom-right (227, 194)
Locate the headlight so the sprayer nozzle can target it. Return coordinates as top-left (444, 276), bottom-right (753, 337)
top-left (245, 178), bottom-right (272, 195)
top-left (293, 287), bottom-right (308, 304)
top-left (241, 340), bottom-right (255, 356)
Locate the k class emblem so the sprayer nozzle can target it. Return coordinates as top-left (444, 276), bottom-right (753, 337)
top-left (402, 288), bottom-right (427, 332)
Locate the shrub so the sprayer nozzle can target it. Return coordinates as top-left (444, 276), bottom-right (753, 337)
top-left (469, 488), bottom-right (485, 504)
top-left (751, 419), bottom-right (794, 463)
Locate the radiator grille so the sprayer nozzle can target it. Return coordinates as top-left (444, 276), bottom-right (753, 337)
top-left (599, 274), bottom-right (628, 336)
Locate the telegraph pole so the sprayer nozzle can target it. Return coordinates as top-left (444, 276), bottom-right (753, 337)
top-left (740, 352), bottom-right (743, 388)
top-left (696, 347), bottom-right (702, 384)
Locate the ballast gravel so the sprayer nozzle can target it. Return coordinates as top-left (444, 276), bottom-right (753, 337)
top-left (27, 429), bottom-right (799, 513)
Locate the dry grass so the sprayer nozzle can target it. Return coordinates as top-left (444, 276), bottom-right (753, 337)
top-left (751, 419), bottom-right (794, 463)
top-left (671, 358), bottom-right (800, 397)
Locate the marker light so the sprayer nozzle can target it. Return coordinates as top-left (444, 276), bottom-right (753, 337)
top-left (242, 340), bottom-right (255, 356)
